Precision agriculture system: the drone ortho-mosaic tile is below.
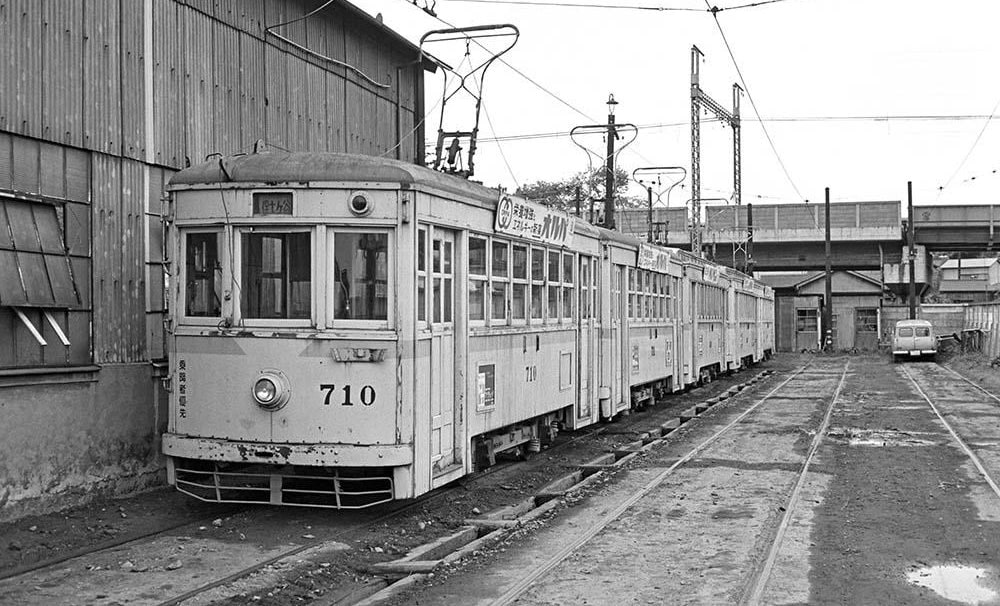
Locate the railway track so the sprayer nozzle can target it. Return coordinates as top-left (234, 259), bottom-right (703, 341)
top-left (900, 363), bottom-right (1000, 501)
top-left (0, 365), bottom-right (772, 606)
top-left (487, 361), bottom-right (819, 606)
top-left (746, 359), bottom-right (1000, 606)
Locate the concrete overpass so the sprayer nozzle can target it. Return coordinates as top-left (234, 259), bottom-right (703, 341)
top-left (617, 201), bottom-right (1000, 271)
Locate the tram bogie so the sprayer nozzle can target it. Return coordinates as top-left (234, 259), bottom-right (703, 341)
top-left (162, 151), bottom-right (774, 508)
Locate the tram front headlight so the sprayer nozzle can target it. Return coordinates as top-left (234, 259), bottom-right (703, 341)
top-left (251, 370), bottom-right (291, 411)
top-left (253, 378), bottom-right (277, 403)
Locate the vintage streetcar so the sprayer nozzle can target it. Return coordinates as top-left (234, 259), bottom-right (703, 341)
top-left (162, 151), bottom-right (774, 508)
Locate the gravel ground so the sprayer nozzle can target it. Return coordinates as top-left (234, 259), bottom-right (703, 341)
top-left (0, 360), bottom-right (773, 605)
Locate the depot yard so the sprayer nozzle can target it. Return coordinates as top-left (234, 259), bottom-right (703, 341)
top-left (0, 352), bottom-right (997, 605)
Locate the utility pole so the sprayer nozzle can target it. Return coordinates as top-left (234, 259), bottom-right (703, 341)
top-left (604, 95), bottom-right (618, 230)
top-left (690, 46), bottom-right (741, 257)
top-left (908, 181), bottom-right (916, 319)
top-left (633, 167), bottom-right (686, 245)
top-left (824, 187), bottom-right (833, 352)
top-left (745, 203), bottom-right (754, 275)
top-left (645, 185), bottom-right (654, 242)
top-left (569, 97), bottom-right (636, 230)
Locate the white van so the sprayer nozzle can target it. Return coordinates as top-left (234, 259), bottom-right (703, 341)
top-left (892, 319), bottom-right (937, 361)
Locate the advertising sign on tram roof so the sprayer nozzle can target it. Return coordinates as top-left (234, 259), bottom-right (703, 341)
top-left (637, 243), bottom-right (673, 274)
top-left (494, 193), bottom-right (575, 247)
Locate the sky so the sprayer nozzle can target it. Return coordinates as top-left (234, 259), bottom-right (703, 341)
top-left (348, 0), bottom-right (1000, 211)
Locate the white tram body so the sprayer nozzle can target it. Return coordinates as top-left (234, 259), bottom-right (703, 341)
top-left (162, 152), bottom-right (774, 508)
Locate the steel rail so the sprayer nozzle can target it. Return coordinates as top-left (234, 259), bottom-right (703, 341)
top-left (488, 362), bottom-right (815, 606)
top-left (937, 363), bottom-right (1000, 405)
top-left (157, 424), bottom-right (615, 606)
top-left (0, 505), bottom-right (241, 583)
top-left (744, 360), bottom-right (850, 606)
top-left (900, 365), bottom-right (1000, 502)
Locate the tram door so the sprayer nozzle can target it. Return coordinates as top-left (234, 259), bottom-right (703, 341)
top-left (609, 264), bottom-right (627, 415)
top-left (577, 256), bottom-right (598, 422)
top-left (430, 230), bottom-right (458, 475)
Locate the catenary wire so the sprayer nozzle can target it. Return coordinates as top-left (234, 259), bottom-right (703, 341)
top-left (446, 0), bottom-right (799, 11)
top-left (414, 3), bottom-right (597, 123)
top-left (444, 0), bottom-right (703, 10)
top-left (935, 95), bottom-right (1000, 200)
top-left (705, 3), bottom-right (806, 202)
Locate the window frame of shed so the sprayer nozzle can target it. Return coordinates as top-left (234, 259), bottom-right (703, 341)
top-left (0, 194), bottom-right (88, 370)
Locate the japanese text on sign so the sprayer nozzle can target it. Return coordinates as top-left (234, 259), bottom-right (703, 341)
top-left (494, 194), bottom-right (574, 247)
top-left (177, 359), bottom-right (188, 419)
top-left (637, 243), bottom-right (672, 274)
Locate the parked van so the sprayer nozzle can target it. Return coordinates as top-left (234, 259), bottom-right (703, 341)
top-left (892, 319), bottom-right (937, 361)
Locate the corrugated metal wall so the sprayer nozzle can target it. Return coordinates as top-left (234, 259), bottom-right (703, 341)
top-left (2, 0), bottom-right (422, 166)
top-left (92, 155), bottom-right (147, 363)
top-left (965, 302), bottom-right (1000, 359)
top-left (1, 0), bottom-right (425, 365)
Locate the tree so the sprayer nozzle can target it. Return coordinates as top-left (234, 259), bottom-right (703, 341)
top-left (515, 167), bottom-right (644, 215)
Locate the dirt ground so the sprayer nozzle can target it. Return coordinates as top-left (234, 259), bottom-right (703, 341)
top-left (374, 353), bottom-right (1000, 606)
top-left (4, 350), bottom-right (997, 605)
top-left (0, 362), bottom-right (770, 605)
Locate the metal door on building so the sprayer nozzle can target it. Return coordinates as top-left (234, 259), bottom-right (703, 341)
top-left (430, 230), bottom-right (458, 475)
top-left (795, 308), bottom-right (819, 351)
top-left (854, 307), bottom-right (879, 351)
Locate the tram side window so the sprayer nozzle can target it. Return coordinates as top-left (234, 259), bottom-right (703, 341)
top-left (511, 245), bottom-right (528, 322)
top-left (547, 250), bottom-right (560, 321)
top-left (579, 257), bottom-right (590, 319)
top-left (530, 247), bottom-right (544, 320)
top-left (242, 232), bottom-right (311, 319)
top-left (417, 229), bottom-right (427, 323)
top-left (492, 240), bottom-right (509, 323)
top-left (333, 232), bottom-right (388, 321)
top-left (469, 236), bottom-right (487, 322)
top-left (185, 232), bottom-right (222, 317)
top-left (562, 252), bottom-right (574, 320)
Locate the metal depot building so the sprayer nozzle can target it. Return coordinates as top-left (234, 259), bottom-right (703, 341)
top-left (0, 0), bottom-right (431, 519)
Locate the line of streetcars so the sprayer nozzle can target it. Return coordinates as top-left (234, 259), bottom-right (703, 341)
top-left (161, 151), bottom-right (774, 508)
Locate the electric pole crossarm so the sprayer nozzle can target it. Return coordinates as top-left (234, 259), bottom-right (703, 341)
top-left (694, 93), bottom-right (734, 124)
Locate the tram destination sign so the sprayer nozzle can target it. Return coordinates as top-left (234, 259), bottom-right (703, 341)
top-left (252, 192), bottom-right (293, 216)
top-left (494, 194), bottom-right (575, 247)
top-left (637, 243), bottom-right (672, 273)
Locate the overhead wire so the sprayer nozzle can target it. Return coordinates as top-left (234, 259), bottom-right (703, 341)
top-left (473, 113), bottom-right (1000, 145)
top-left (445, 0), bottom-right (798, 11)
top-left (414, 3), bottom-right (597, 123)
top-left (482, 101), bottom-right (522, 188)
top-left (444, 0), bottom-right (703, 10)
top-left (264, 0), bottom-right (391, 89)
top-left (935, 94), bottom-right (1000, 200)
top-left (704, 0), bottom-right (806, 203)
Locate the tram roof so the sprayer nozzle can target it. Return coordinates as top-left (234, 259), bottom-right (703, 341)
top-left (169, 152), bottom-right (502, 206)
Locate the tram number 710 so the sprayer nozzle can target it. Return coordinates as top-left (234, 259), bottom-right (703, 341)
top-left (319, 384), bottom-right (376, 406)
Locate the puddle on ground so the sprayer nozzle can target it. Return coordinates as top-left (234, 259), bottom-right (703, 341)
top-left (826, 427), bottom-right (938, 447)
top-left (907, 565), bottom-right (997, 604)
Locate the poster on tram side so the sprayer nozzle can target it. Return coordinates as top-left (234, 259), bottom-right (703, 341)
top-left (637, 243), bottom-right (673, 274)
top-left (494, 193), bottom-right (575, 248)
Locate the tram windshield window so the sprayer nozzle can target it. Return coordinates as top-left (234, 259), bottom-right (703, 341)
top-left (185, 232), bottom-right (222, 317)
top-left (241, 232), bottom-right (311, 319)
top-left (333, 232), bottom-right (388, 321)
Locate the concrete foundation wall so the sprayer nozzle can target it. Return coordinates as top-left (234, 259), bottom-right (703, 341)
top-left (0, 364), bottom-right (168, 522)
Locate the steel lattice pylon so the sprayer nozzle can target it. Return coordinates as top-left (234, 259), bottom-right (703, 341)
top-left (690, 46), bottom-right (743, 267)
